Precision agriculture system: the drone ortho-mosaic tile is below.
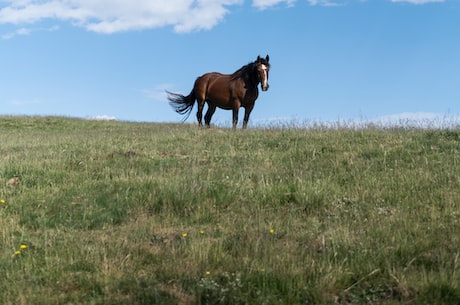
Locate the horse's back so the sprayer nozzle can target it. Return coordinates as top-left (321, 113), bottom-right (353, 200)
top-left (196, 72), bottom-right (224, 84)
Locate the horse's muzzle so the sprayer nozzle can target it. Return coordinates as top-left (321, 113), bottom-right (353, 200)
top-left (261, 84), bottom-right (269, 91)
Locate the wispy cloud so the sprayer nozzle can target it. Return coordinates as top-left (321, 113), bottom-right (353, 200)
top-left (252, 0), bottom-right (296, 10)
top-left (391, 0), bottom-right (445, 4)
top-left (1, 27), bottom-right (30, 40)
top-left (1, 25), bottom-right (58, 40)
top-left (87, 115), bottom-right (117, 121)
top-left (143, 83), bottom-right (175, 102)
top-left (367, 112), bottom-right (460, 129)
top-left (307, 0), bottom-right (345, 6)
top-left (253, 112), bottom-right (460, 129)
top-left (7, 98), bottom-right (41, 106)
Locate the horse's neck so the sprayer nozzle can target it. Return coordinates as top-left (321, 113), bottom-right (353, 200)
top-left (246, 69), bottom-right (260, 88)
top-left (229, 63), bottom-right (259, 89)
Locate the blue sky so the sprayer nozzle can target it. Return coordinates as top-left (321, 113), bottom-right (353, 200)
top-left (1, 0), bottom-right (459, 126)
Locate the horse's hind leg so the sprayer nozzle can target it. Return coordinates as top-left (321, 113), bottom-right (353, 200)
top-left (204, 104), bottom-right (216, 127)
top-left (196, 98), bottom-right (205, 126)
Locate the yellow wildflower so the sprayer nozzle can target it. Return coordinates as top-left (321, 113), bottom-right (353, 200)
top-left (0, 199), bottom-right (6, 204)
top-left (14, 251), bottom-right (21, 256)
top-left (20, 244), bottom-right (27, 249)
top-left (182, 233), bottom-right (188, 238)
top-left (269, 228), bottom-right (275, 234)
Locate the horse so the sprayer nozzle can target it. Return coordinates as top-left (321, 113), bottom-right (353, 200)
top-left (167, 55), bottom-right (270, 129)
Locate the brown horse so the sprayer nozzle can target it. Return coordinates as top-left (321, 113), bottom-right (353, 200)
top-left (167, 55), bottom-right (270, 129)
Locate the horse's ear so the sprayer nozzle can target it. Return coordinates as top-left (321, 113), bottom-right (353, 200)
top-left (265, 55), bottom-right (270, 62)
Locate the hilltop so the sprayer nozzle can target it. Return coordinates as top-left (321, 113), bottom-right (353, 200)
top-left (1, 116), bottom-right (459, 304)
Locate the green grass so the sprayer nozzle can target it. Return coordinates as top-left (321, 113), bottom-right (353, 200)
top-left (1, 116), bottom-right (459, 304)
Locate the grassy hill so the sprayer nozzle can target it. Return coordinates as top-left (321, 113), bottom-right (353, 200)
top-left (1, 116), bottom-right (459, 304)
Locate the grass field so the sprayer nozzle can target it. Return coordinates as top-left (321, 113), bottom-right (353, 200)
top-left (0, 116), bottom-right (459, 304)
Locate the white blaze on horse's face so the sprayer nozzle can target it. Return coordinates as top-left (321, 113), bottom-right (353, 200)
top-left (260, 64), bottom-right (270, 91)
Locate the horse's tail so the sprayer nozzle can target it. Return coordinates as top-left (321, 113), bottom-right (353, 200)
top-left (166, 89), bottom-right (196, 121)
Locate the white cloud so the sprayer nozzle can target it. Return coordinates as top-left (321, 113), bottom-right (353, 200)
top-left (0, 0), bottom-right (244, 34)
top-left (0, 0), bottom-right (447, 36)
top-left (390, 0), bottom-right (445, 4)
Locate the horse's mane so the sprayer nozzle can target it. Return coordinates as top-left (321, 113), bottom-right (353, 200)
top-left (231, 62), bottom-right (256, 80)
top-left (231, 59), bottom-right (270, 84)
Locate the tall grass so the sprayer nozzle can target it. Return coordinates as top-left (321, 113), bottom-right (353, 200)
top-left (1, 116), bottom-right (459, 304)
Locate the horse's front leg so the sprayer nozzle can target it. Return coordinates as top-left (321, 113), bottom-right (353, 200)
top-left (242, 104), bottom-right (254, 129)
top-left (232, 107), bottom-right (240, 129)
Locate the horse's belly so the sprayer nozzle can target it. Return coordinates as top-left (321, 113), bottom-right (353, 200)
top-left (207, 94), bottom-right (233, 109)
top-left (217, 104), bottom-right (233, 110)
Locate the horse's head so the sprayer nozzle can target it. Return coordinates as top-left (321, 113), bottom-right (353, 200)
top-left (256, 55), bottom-right (270, 91)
